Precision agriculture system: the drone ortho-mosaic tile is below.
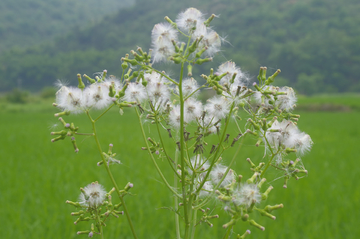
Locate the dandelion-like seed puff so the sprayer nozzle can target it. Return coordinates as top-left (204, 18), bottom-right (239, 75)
top-left (79, 182), bottom-right (107, 208)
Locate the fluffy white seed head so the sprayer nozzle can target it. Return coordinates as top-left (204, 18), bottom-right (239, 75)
top-left (210, 164), bottom-right (235, 187)
top-left (83, 83), bottom-right (112, 110)
top-left (79, 182), bottom-right (106, 207)
top-left (146, 81), bottom-right (170, 108)
top-left (144, 71), bottom-right (162, 85)
top-left (124, 82), bottom-right (147, 103)
top-left (198, 180), bottom-right (213, 198)
top-left (275, 87), bottom-right (297, 111)
top-left (152, 23), bottom-right (178, 42)
top-left (217, 61), bottom-right (248, 86)
top-left (205, 96), bottom-right (230, 120)
top-left (294, 132), bottom-right (313, 156)
top-left (184, 98), bottom-right (203, 123)
top-left (265, 119), bottom-right (312, 156)
top-left (233, 183), bottom-right (261, 208)
top-left (179, 77), bottom-right (199, 97)
top-left (56, 86), bottom-right (84, 114)
top-left (197, 28), bottom-right (222, 57)
top-left (169, 105), bottom-right (181, 128)
top-left (176, 8), bottom-right (205, 33)
top-left (151, 23), bottom-right (178, 63)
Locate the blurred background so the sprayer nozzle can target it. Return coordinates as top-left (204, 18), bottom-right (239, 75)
top-left (0, 0), bottom-right (359, 238)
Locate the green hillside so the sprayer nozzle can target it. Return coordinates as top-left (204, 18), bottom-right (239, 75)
top-left (0, 0), bottom-right (359, 94)
top-left (0, 0), bottom-right (134, 51)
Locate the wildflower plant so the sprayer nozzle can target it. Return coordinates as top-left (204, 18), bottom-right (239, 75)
top-left (51, 7), bottom-right (313, 239)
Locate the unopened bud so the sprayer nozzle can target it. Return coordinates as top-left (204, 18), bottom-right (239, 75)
top-left (77, 74), bottom-right (85, 90)
top-left (249, 219), bottom-right (265, 231)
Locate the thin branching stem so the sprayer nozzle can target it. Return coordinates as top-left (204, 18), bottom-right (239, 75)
top-left (194, 103), bottom-right (236, 196)
top-left (174, 149), bottom-right (181, 239)
top-left (86, 111), bottom-right (138, 239)
top-left (154, 113), bottom-right (180, 178)
top-left (135, 107), bottom-right (182, 198)
top-left (94, 104), bottom-right (115, 122)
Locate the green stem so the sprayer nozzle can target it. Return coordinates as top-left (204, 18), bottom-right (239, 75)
top-left (74, 132), bottom-right (95, 136)
top-left (260, 153), bottom-right (276, 178)
top-left (259, 130), bottom-right (276, 178)
top-left (194, 135), bottom-right (245, 210)
top-left (222, 225), bottom-right (233, 239)
top-left (190, 208), bottom-right (198, 239)
top-left (184, 84), bottom-right (207, 101)
top-left (86, 111), bottom-right (138, 239)
top-left (174, 149), bottom-right (181, 239)
top-left (178, 61), bottom-right (190, 239)
top-left (194, 103), bottom-right (235, 196)
top-left (96, 209), bottom-right (104, 239)
top-left (135, 107), bottom-right (182, 198)
top-left (94, 104), bottom-right (115, 122)
top-left (155, 113), bottom-right (179, 178)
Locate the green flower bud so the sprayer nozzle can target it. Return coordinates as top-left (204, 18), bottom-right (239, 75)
top-left (204, 14), bottom-right (216, 26)
top-left (171, 57), bottom-right (182, 64)
top-left (164, 16), bottom-right (176, 27)
top-left (101, 69), bottom-right (107, 81)
top-left (264, 204), bottom-right (284, 213)
top-left (249, 219), bottom-right (265, 231)
top-left (265, 69), bottom-right (281, 85)
top-left (187, 64), bottom-right (193, 76)
top-left (256, 208), bottom-right (276, 220)
top-left (237, 230), bottom-right (251, 239)
top-left (83, 74), bottom-right (96, 84)
top-left (246, 172), bottom-right (258, 184)
top-left (77, 74), bottom-right (85, 90)
top-left (195, 47), bottom-right (208, 58)
top-left (262, 186), bottom-right (273, 200)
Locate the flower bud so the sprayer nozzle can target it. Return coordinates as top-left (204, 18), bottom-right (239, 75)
top-left (51, 135), bottom-right (66, 142)
top-left (54, 111), bottom-right (70, 117)
top-left (249, 219), bottom-right (265, 231)
top-left (187, 64), bottom-right (193, 76)
top-left (124, 182), bottom-right (134, 191)
top-left (164, 16), bottom-right (176, 27)
top-left (262, 186), bottom-right (273, 200)
top-left (237, 230), bottom-right (251, 239)
top-left (83, 74), bottom-right (96, 84)
top-left (265, 69), bottom-right (281, 85)
top-left (77, 74), bottom-right (85, 90)
top-left (171, 57), bottom-right (182, 64)
top-left (204, 14), bottom-right (216, 26)
top-left (257, 208), bottom-right (276, 220)
top-left (122, 57), bottom-right (138, 66)
top-left (222, 219), bottom-right (236, 228)
top-left (121, 61), bottom-right (128, 70)
top-left (100, 69), bottom-right (107, 81)
top-left (195, 57), bottom-right (213, 65)
top-left (257, 178), bottom-right (266, 188)
top-left (246, 172), bottom-right (258, 184)
top-left (195, 47), bottom-right (208, 58)
top-left (264, 204), bottom-right (283, 213)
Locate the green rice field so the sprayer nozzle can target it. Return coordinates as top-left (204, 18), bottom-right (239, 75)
top-left (1, 94), bottom-right (359, 239)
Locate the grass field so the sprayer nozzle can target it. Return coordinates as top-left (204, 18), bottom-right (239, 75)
top-left (1, 94), bottom-right (359, 239)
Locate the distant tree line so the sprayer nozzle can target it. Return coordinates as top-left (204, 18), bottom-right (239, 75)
top-left (0, 0), bottom-right (359, 95)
